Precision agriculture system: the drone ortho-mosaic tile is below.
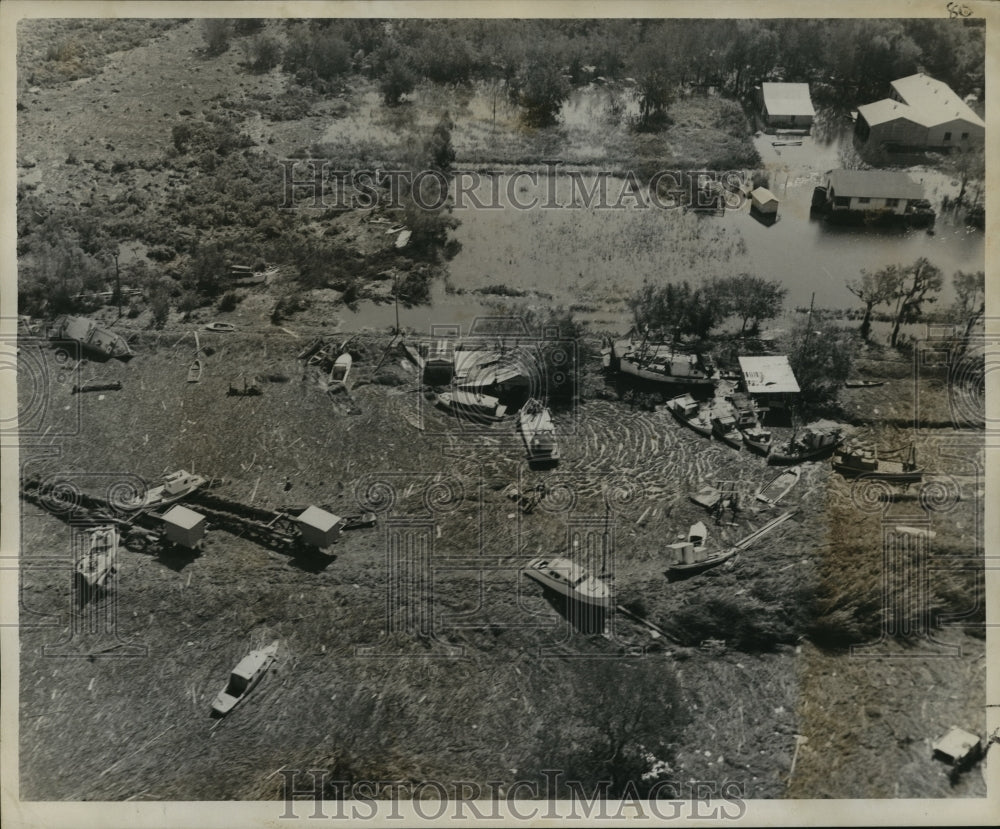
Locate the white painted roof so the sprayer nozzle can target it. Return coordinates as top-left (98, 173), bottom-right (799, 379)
top-left (761, 83), bottom-right (815, 117)
top-left (738, 356), bottom-right (800, 394)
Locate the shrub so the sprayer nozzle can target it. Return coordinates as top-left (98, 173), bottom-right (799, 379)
top-left (217, 290), bottom-right (241, 312)
top-left (203, 20), bottom-right (231, 56)
top-left (244, 34), bottom-right (282, 73)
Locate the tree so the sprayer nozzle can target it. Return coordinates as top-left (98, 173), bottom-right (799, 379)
top-left (952, 270), bottom-right (985, 341)
top-left (379, 56), bottom-right (417, 105)
top-left (630, 36), bottom-right (676, 130)
top-left (787, 318), bottom-right (855, 407)
top-left (425, 112), bottom-right (456, 172)
top-left (510, 51), bottom-right (571, 128)
top-left (717, 273), bottom-right (787, 336)
top-left (939, 145), bottom-right (985, 207)
top-left (203, 20), bottom-right (231, 56)
top-left (628, 280), bottom-right (726, 343)
top-left (887, 257), bottom-right (943, 348)
top-left (847, 267), bottom-right (901, 340)
top-left (244, 34), bottom-right (282, 73)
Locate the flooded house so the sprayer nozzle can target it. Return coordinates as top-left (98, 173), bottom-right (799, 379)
top-left (812, 170), bottom-right (934, 226)
top-left (756, 82), bottom-right (815, 131)
top-left (854, 73), bottom-right (985, 152)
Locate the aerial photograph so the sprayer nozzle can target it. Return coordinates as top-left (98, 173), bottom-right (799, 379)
top-left (7, 6), bottom-right (994, 824)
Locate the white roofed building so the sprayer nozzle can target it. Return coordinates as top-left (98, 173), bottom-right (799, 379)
top-left (757, 83), bottom-right (815, 130)
top-left (855, 73), bottom-right (985, 151)
top-left (738, 356), bottom-right (800, 409)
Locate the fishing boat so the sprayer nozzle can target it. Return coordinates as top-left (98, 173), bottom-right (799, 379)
top-left (844, 379), bottom-right (886, 388)
top-left (329, 353), bottom-right (352, 385)
top-left (755, 467), bottom-right (800, 507)
top-left (768, 421), bottom-right (845, 465)
top-left (523, 556), bottom-right (611, 608)
top-left (664, 394), bottom-right (713, 437)
top-left (517, 398), bottom-right (560, 465)
top-left (187, 359), bottom-right (202, 383)
top-left (123, 469), bottom-right (207, 510)
top-left (741, 424), bottom-right (773, 455)
top-left (711, 414), bottom-right (743, 449)
top-left (665, 521), bottom-right (708, 558)
top-left (435, 390), bottom-right (507, 423)
top-left (832, 444), bottom-right (924, 484)
top-left (76, 526), bottom-right (118, 588)
top-left (205, 321), bottom-right (235, 333)
top-left (211, 640), bottom-right (279, 717)
top-left (611, 337), bottom-right (718, 387)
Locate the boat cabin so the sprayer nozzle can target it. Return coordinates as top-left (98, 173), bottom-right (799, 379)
top-left (162, 470), bottom-right (204, 496)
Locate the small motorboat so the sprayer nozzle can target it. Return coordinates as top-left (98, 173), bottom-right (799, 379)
top-left (741, 424), bottom-right (773, 455)
top-left (329, 353), bottom-right (352, 385)
top-left (755, 467), bottom-right (800, 507)
top-left (187, 359), bottom-right (202, 383)
top-left (435, 390), bottom-right (507, 423)
top-left (205, 322), bottom-right (235, 333)
top-left (523, 556), bottom-right (611, 608)
top-left (211, 640), bottom-right (279, 717)
top-left (665, 521), bottom-right (708, 562)
top-left (844, 379), bottom-right (886, 388)
top-left (517, 398), bottom-right (560, 465)
top-left (122, 470), bottom-right (207, 510)
top-left (666, 545), bottom-right (737, 577)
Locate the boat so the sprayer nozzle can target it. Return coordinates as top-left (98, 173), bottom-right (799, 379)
top-left (664, 394), bottom-right (713, 437)
top-left (76, 526), bottom-right (118, 588)
top-left (844, 379), bottom-right (886, 388)
top-left (329, 353), bottom-right (352, 385)
top-left (123, 469), bottom-right (207, 510)
top-left (435, 390), bottom-right (507, 423)
top-left (832, 444), bottom-right (924, 484)
top-left (611, 337), bottom-right (718, 387)
top-left (187, 359), bottom-right (202, 383)
top-left (666, 523), bottom-right (737, 575)
top-left (755, 467), bottom-right (800, 507)
top-left (689, 485), bottom-right (722, 510)
top-left (211, 640), bottom-right (279, 717)
top-left (46, 314), bottom-right (133, 360)
top-left (741, 424), bottom-right (773, 455)
top-left (205, 322), bottom-right (235, 333)
top-left (768, 421), bottom-right (845, 465)
top-left (711, 414), bottom-right (742, 449)
top-left (517, 398), bottom-right (560, 465)
top-left (523, 556), bottom-right (611, 608)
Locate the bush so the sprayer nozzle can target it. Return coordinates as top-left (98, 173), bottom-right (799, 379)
top-left (244, 34), bottom-right (282, 73)
top-left (217, 290), bottom-right (241, 312)
top-left (203, 20), bottom-right (231, 56)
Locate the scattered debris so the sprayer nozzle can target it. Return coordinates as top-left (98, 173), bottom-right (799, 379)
top-left (227, 377), bottom-right (261, 397)
top-left (76, 526), bottom-right (119, 589)
top-left (71, 381), bottom-right (123, 394)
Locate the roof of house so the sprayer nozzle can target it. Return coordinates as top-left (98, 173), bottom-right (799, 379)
top-left (162, 504), bottom-right (206, 530)
top-left (750, 187), bottom-right (779, 205)
top-left (761, 82), bottom-right (815, 117)
top-left (738, 356), bottom-right (800, 394)
top-left (891, 73), bottom-right (985, 128)
top-left (859, 73), bottom-right (985, 129)
top-left (826, 169), bottom-right (924, 201)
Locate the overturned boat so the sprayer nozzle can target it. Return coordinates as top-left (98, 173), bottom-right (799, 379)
top-left (47, 315), bottom-right (132, 360)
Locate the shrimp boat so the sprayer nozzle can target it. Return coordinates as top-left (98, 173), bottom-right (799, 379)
top-left (832, 443), bottom-right (924, 484)
top-left (211, 640), bottom-right (279, 717)
top-left (611, 336), bottom-right (718, 387)
top-left (755, 467), bottom-right (800, 507)
top-left (768, 421), bottom-right (845, 465)
top-left (523, 556), bottom-right (611, 608)
top-left (711, 413), bottom-right (742, 449)
top-left (435, 390), bottom-right (507, 423)
top-left (76, 526), bottom-right (119, 588)
top-left (665, 393), bottom-right (713, 437)
top-left (741, 424), bottom-right (773, 455)
top-left (124, 469), bottom-right (207, 510)
top-left (47, 314), bottom-right (133, 361)
top-left (517, 398), bottom-right (559, 465)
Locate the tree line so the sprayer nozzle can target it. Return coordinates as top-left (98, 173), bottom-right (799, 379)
top-left (211, 18), bottom-right (984, 129)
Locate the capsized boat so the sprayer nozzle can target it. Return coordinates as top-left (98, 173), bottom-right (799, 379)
top-left (755, 467), bottom-right (800, 507)
top-left (524, 556), bottom-right (611, 608)
top-left (211, 640), bottom-right (279, 716)
top-left (123, 469), bottom-right (207, 510)
top-left (517, 398), bottom-right (559, 464)
top-left (611, 337), bottom-right (718, 387)
top-left (832, 443), bottom-right (923, 484)
top-left (76, 526), bottom-right (119, 588)
top-left (665, 394), bottom-right (713, 437)
top-left (435, 390), bottom-right (507, 423)
top-left (47, 314), bottom-right (133, 360)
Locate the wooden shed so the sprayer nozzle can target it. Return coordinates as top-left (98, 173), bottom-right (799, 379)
top-left (161, 504), bottom-right (207, 549)
top-left (750, 187), bottom-right (780, 215)
top-left (295, 505), bottom-right (343, 549)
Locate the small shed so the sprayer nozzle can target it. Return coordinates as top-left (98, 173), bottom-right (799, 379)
top-left (161, 504), bottom-right (207, 549)
top-left (738, 355), bottom-right (800, 409)
top-left (295, 505), bottom-right (343, 549)
top-left (932, 727), bottom-right (981, 767)
top-left (750, 187), bottom-right (780, 215)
